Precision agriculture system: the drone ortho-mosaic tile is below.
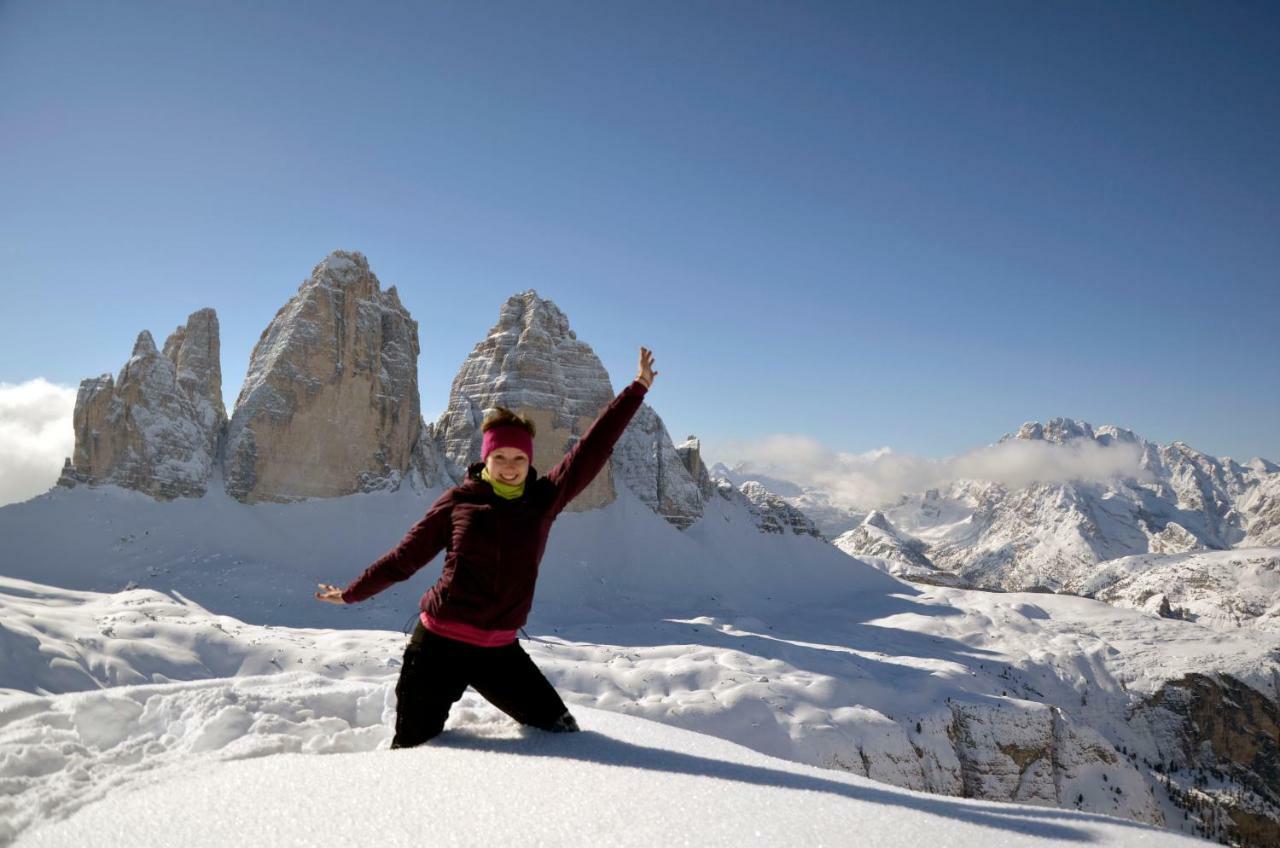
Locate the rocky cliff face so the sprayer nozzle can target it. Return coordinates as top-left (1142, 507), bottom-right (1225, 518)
top-left (936, 699), bottom-right (1161, 824)
top-left (160, 307), bottom-right (226, 456)
top-left (675, 436), bottom-right (717, 500)
top-left (58, 310), bottom-right (225, 499)
top-left (428, 290), bottom-right (702, 524)
top-left (1131, 672), bottom-right (1280, 846)
top-left (223, 251), bottom-right (421, 502)
top-left (613, 408), bottom-right (705, 529)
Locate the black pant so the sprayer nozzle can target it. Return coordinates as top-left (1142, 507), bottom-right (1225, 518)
top-left (391, 621), bottom-right (571, 748)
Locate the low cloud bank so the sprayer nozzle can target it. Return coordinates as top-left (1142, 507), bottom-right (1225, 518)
top-left (709, 432), bottom-right (1150, 510)
top-left (0, 379), bottom-right (76, 507)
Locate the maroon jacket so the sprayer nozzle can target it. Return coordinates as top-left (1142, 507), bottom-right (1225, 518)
top-left (341, 379), bottom-right (649, 629)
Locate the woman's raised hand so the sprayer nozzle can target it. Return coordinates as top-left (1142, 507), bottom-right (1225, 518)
top-left (315, 583), bottom-right (347, 605)
top-left (636, 347), bottom-right (658, 389)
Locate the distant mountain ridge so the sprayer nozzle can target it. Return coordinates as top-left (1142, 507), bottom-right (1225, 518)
top-left (716, 417), bottom-right (1280, 631)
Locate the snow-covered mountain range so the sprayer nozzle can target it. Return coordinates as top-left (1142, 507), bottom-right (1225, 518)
top-left (5, 249), bottom-right (1279, 846)
top-left (716, 420), bottom-right (1280, 634)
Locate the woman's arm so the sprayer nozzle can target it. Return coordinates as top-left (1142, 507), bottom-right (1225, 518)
top-left (317, 488), bottom-right (455, 605)
top-left (546, 347), bottom-right (657, 515)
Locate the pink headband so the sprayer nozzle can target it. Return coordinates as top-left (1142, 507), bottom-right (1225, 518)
top-left (482, 424), bottom-right (533, 462)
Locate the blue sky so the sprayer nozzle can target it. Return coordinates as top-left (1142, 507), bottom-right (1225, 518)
top-left (2, 0), bottom-right (1277, 466)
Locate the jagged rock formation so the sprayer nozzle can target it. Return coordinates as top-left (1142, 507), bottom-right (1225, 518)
top-left (431, 290), bottom-right (610, 483)
top-left (50, 264), bottom-right (725, 532)
top-left (427, 290), bottom-right (703, 524)
top-left (223, 251), bottom-right (420, 502)
top-left (58, 310), bottom-right (225, 499)
top-left (613, 409), bottom-right (704, 529)
top-left (160, 307), bottom-right (226, 456)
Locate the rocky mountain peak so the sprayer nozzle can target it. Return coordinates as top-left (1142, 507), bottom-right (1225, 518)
top-left (1009, 418), bottom-right (1096, 445)
top-left (497, 289), bottom-right (577, 341)
top-left (161, 308), bottom-right (225, 438)
top-left (1094, 424), bottom-right (1140, 445)
top-left (863, 509), bottom-right (894, 532)
top-left (431, 289), bottom-right (613, 478)
top-left (732, 481), bottom-right (824, 538)
top-left (131, 330), bottom-right (158, 358)
top-left (59, 311), bottom-right (226, 499)
top-left (428, 289), bottom-right (703, 525)
top-left (310, 249), bottom-right (372, 286)
top-left (832, 505), bottom-right (935, 574)
top-left (223, 251), bottom-right (420, 502)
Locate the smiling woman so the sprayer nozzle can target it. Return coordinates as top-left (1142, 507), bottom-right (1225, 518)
top-left (481, 406), bottom-right (536, 489)
top-left (316, 346), bottom-right (659, 748)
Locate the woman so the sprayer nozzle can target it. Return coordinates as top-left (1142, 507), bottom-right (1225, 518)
top-left (316, 347), bottom-right (658, 748)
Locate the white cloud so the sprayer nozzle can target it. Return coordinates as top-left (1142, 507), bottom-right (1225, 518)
top-left (706, 431), bottom-right (1150, 511)
top-left (0, 379), bottom-right (77, 506)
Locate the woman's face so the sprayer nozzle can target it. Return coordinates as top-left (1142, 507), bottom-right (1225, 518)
top-left (485, 447), bottom-right (530, 486)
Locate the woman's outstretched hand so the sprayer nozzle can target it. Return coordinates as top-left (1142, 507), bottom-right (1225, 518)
top-left (636, 346), bottom-right (658, 389)
top-left (315, 583), bottom-right (347, 605)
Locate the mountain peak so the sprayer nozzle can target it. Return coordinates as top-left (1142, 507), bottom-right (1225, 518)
top-left (130, 330), bottom-right (157, 358)
top-left (1010, 418), bottom-right (1096, 445)
top-left (496, 290), bottom-right (577, 341)
top-left (311, 250), bottom-right (370, 280)
top-left (224, 251), bottom-right (420, 502)
top-left (1248, 457), bottom-right (1280, 474)
top-left (863, 509), bottom-right (895, 532)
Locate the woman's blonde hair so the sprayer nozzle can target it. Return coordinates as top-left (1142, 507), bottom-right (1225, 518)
top-left (481, 406), bottom-right (537, 438)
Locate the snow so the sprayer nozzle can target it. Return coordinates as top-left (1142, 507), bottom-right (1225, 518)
top-left (2, 481), bottom-right (1277, 844)
top-left (10, 682), bottom-right (1198, 848)
top-left (1081, 547), bottom-right (1280, 631)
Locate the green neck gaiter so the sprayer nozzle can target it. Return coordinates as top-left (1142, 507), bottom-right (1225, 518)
top-left (481, 466), bottom-right (525, 500)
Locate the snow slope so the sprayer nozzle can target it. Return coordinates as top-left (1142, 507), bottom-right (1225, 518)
top-left (1077, 547), bottom-right (1280, 631)
top-left (2, 569), bottom-right (1275, 843)
top-left (0, 478), bottom-right (885, 633)
top-left (9, 680), bottom-right (1199, 848)
top-left (3, 482), bottom-right (1278, 844)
